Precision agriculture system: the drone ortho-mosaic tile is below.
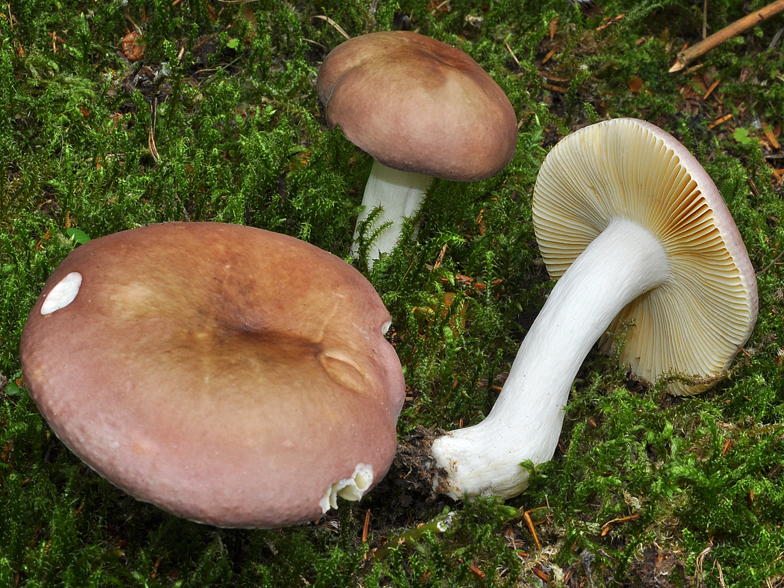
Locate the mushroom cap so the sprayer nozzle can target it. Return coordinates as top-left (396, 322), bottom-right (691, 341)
top-left (20, 222), bottom-right (405, 527)
top-left (532, 118), bottom-right (758, 395)
top-left (317, 31), bottom-right (518, 182)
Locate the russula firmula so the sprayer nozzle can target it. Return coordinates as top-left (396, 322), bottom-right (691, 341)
top-left (317, 31), bottom-right (517, 266)
top-left (431, 118), bottom-right (758, 499)
top-left (20, 222), bottom-right (405, 527)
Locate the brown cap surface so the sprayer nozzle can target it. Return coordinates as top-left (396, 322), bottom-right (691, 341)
top-left (20, 222), bottom-right (405, 527)
top-left (317, 31), bottom-right (517, 181)
top-left (533, 118), bottom-right (758, 395)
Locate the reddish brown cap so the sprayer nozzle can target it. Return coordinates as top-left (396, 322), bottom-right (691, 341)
top-left (20, 222), bottom-right (405, 527)
top-left (317, 31), bottom-right (518, 181)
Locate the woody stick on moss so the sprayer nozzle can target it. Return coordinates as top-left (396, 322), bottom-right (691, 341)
top-left (669, 0), bottom-right (784, 73)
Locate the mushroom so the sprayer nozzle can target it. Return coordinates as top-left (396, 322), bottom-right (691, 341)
top-left (430, 118), bottom-right (758, 499)
top-left (317, 31), bottom-right (517, 267)
top-left (20, 222), bottom-right (405, 528)
top-left (120, 31), bottom-right (145, 62)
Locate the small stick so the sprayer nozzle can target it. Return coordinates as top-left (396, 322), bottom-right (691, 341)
top-left (716, 560), bottom-right (726, 588)
top-left (703, 78), bottom-right (721, 100)
top-left (312, 15), bottom-right (350, 40)
top-left (148, 98), bottom-right (159, 164)
top-left (770, 26), bottom-right (784, 47)
top-left (764, 125), bottom-right (780, 149)
top-left (430, 0), bottom-right (450, 14)
top-left (362, 509), bottom-right (371, 543)
top-left (541, 47), bottom-right (557, 65)
top-left (600, 513), bottom-right (639, 536)
top-left (703, 0), bottom-right (708, 39)
top-left (670, 0), bottom-right (784, 72)
top-left (432, 243), bottom-right (447, 270)
top-left (532, 567), bottom-right (551, 582)
top-left (595, 14), bottom-right (625, 31)
top-left (302, 38), bottom-right (326, 50)
top-left (707, 113), bottom-right (732, 129)
top-left (504, 39), bottom-right (520, 68)
top-left (757, 249), bottom-right (784, 275)
top-left (522, 510), bottom-right (541, 550)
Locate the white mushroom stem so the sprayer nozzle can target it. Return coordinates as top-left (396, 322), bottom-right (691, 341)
top-left (431, 217), bottom-right (671, 499)
top-left (351, 160), bottom-right (433, 268)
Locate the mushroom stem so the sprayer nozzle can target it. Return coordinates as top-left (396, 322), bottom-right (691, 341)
top-left (431, 217), bottom-right (671, 499)
top-left (351, 160), bottom-right (433, 267)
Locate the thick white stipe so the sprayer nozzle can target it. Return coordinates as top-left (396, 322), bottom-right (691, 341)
top-left (431, 218), bottom-right (671, 499)
top-left (351, 160), bottom-right (433, 268)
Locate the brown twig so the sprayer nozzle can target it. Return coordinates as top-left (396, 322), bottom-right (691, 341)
top-left (703, 78), bottom-right (721, 100)
top-left (504, 39), bottom-right (520, 68)
top-left (469, 563), bottom-right (485, 579)
top-left (703, 0), bottom-right (708, 39)
top-left (302, 38), bottom-right (326, 50)
top-left (541, 47), bottom-right (557, 64)
top-left (599, 513), bottom-right (639, 536)
top-left (670, 0), bottom-right (784, 72)
top-left (595, 13), bottom-right (624, 31)
top-left (694, 539), bottom-right (713, 588)
top-left (521, 507), bottom-right (550, 550)
top-left (432, 243), bottom-right (447, 270)
top-left (707, 113), bottom-right (732, 129)
top-left (362, 509), bottom-right (371, 543)
top-left (532, 566), bottom-right (551, 582)
top-left (522, 511), bottom-right (540, 550)
top-left (312, 15), bottom-right (350, 40)
top-left (148, 97), bottom-right (159, 164)
top-left (716, 560), bottom-right (726, 588)
top-left (430, 0), bottom-right (450, 14)
top-left (757, 249), bottom-right (784, 275)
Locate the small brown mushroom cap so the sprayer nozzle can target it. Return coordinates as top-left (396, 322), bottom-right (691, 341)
top-left (120, 31), bottom-right (145, 62)
top-left (533, 118), bottom-right (758, 395)
top-left (20, 222), bottom-right (405, 527)
top-left (317, 31), bottom-right (518, 181)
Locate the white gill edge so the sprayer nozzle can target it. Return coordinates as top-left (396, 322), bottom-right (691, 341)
top-left (431, 218), bottom-right (671, 500)
top-left (41, 272), bottom-right (83, 315)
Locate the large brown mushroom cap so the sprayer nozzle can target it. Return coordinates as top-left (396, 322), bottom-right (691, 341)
top-left (20, 222), bottom-right (405, 528)
top-left (317, 31), bottom-right (518, 181)
top-left (533, 118), bottom-right (758, 395)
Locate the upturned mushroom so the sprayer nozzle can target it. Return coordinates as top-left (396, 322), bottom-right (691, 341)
top-left (430, 118), bottom-right (758, 499)
top-left (20, 222), bottom-right (405, 527)
top-left (317, 31), bottom-right (517, 267)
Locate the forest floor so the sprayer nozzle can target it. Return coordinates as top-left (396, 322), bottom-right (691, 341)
top-left (1, 0), bottom-right (784, 586)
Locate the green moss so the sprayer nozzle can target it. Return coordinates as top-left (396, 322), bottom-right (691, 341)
top-left (2, 0), bottom-right (783, 585)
